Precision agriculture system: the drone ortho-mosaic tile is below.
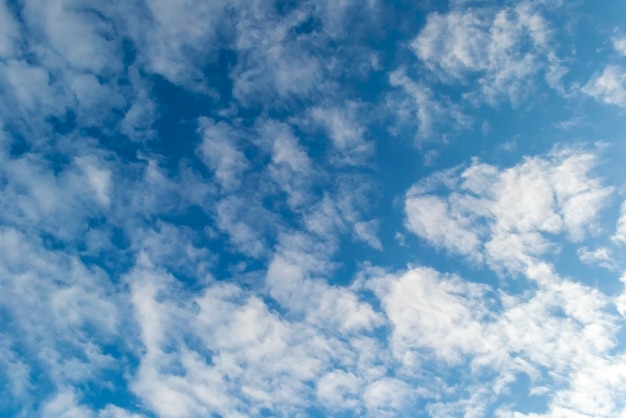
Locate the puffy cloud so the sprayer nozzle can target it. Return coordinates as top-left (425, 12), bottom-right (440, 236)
top-left (613, 37), bottom-right (626, 57)
top-left (310, 103), bottom-right (373, 165)
top-left (404, 194), bottom-right (482, 258)
top-left (363, 378), bottom-right (413, 415)
top-left (316, 370), bottom-right (362, 411)
top-left (411, 2), bottom-right (553, 105)
top-left (2, 1), bottom-right (626, 417)
top-left (582, 65), bottom-right (626, 107)
top-left (405, 148), bottom-right (613, 272)
top-left (364, 260), bottom-right (626, 417)
top-left (266, 243), bottom-right (383, 333)
top-left (0, 227), bottom-right (130, 414)
top-left (368, 267), bottom-right (489, 366)
top-left (127, 254), bottom-right (385, 417)
top-left (40, 390), bottom-right (97, 418)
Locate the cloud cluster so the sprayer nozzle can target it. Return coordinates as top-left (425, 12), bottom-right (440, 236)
top-left (385, 0), bottom-right (567, 144)
top-left (411, 2), bottom-right (552, 105)
top-left (581, 36), bottom-right (626, 107)
top-left (1, 0), bottom-right (626, 417)
top-left (405, 148), bottom-right (614, 272)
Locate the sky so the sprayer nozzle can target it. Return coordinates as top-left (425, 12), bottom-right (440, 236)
top-left (2, 0), bottom-right (626, 417)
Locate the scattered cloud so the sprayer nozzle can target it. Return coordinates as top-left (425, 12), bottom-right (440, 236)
top-left (354, 220), bottom-right (383, 250)
top-left (410, 1), bottom-right (553, 105)
top-left (405, 148), bottom-right (614, 272)
top-left (577, 246), bottom-right (617, 270)
top-left (311, 103), bottom-right (374, 165)
top-left (2, 1), bottom-right (626, 417)
top-left (582, 65), bottom-right (626, 107)
top-left (612, 201), bottom-right (626, 244)
top-left (613, 36), bottom-right (626, 56)
top-left (387, 68), bottom-right (470, 141)
top-left (198, 118), bottom-right (250, 192)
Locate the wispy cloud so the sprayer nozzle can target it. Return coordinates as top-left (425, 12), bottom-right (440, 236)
top-left (577, 246), bottom-right (617, 270)
top-left (387, 68), bottom-right (471, 142)
top-left (612, 201), bottom-right (626, 244)
top-left (310, 103), bottom-right (374, 165)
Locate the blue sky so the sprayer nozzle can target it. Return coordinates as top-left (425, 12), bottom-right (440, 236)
top-left (2, 0), bottom-right (626, 417)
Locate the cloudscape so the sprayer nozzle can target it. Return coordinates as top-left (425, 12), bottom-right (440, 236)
top-left (2, 0), bottom-right (626, 417)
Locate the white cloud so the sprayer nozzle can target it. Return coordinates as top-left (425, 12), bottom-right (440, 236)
top-left (69, 73), bottom-right (123, 114)
top-left (266, 235), bottom-right (383, 333)
top-left (302, 193), bottom-right (346, 239)
top-left (115, 157), bottom-right (215, 224)
top-left (120, 87), bottom-right (157, 141)
top-left (310, 104), bottom-right (373, 165)
top-left (130, 221), bottom-right (213, 279)
top-left (0, 227), bottom-right (127, 412)
top-left (2, 1), bottom-right (626, 417)
top-left (410, 2), bottom-right (554, 105)
top-left (582, 65), bottom-right (626, 107)
top-left (230, 4), bottom-right (323, 103)
top-left (612, 201), bottom-right (626, 244)
top-left (257, 121), bottom-right (315, 209)
top-left (22, 0), bottom-right (122, 74)
top-left (75, 156), bottom-right (113, 207)
top-left (354, 220), bottom-right (383, 250)
top-left (0, 0), bottom-right (135, 128)
top-left (39, 390), bottom-right (142, 418)
top-left (3, 60), bottom-right (58, 114)
top-left (316, 370), bottom-right (361, 411)
top-left (0, 147), bottom-right (119, 241)
top-left (0, 0), bottom-right (155, 146)
top-left (404, 194), bottom-right (482, 258)
top-left (363, 260), bottom-right (626, 417)
top-left (0, 1), bottom-right (20, 58)
top-left (613, 37), bottom-right (626, 56)
top-left (615, 273), bottom-right (626, 318)
top-left (363, 378), bottom-right (413, 415)
top-left (412, 9), bottom-right (491, 79)
top-left (368, 267), bottom-right (489, 366)
top-left (40, 390), bottom-right (95, 418)
top-left (215, 195), bottom-right (273, 258)
top-left (226, 0), bottom-right (379, 105)
top-left (233, 43), bottom-right (321, 102)
top-left (198, 118), bottom-right (249, 192)
top-left (265, 123), bottom-right (312, 174)
top-left (577, 246), bottom-right (616, 270)
top-left (404, 148), bottom-right (613, 272)
top-left (127, 255), bottom-right (385, 418)
top-left (98, 405), bottom-right (144, 418)
top-left (3, 170), bottom-right (624, 417)
top-left (123, 0), bottom-right (226, 88)
top-left (388, 68), bottom-right (470, 141)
